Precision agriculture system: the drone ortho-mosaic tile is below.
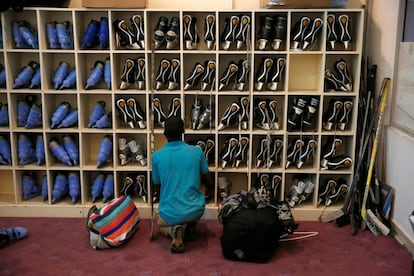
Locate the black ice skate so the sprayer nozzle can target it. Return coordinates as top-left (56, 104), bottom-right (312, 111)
top-left (234, 136), bottom-right (249, 168)
top-left (239, 96), bottom-right (250, 130)
top-left (183, 14), bottom-right (199, 50)
top-left (318, 179), bottom-right (337, 206)
top-left (201, 60), bottom-right (216, 91)
top-left (126, 97), bottom-right (146, 129)
top-left (153, 16), bottom-right (168, 49)
top-left (335, 59), bottom-right (352, 91)
top-left (113, 19), bottom-right (140, 49)
top-left (204, 15), bottom-right (216, 50)
top-left (267, 138), bottom-right (283, 168)
top-left (218, 102), bottom-right (240, 130)
top-left (272, 15), bottom-right (287, 50)
top-left (218, 61), bottom-right (238, 90)
top-left (131, 14), bottom-right (145, 49)
top-left (337, 99), bottom-right (353, 130)
top-left (323, 99), bottom-right (343, 130)
top-left (302, 97), bottom-right (320, 129)
top-left (287, 97), bottom-right (307, 132)
top-left (204, 138), bottom-right (215, 163)
top-left (297, 138), bottom-right (317, 169)
top-left (184, 63), bottom-right (205, 90)
top-left (221, 136), bottom-right (238, 168)
top-left (256, 137), bottom-right (270, 168)
top-left (324, 69), bottom-right (347, 92)
top-left (152, 97), bottom-right (167, 127)
top-left (326, 14), bottom-right (338, 50)
top-left (267, 99), bottom-right (279, 130)
top-left (116, 98), bottom-right (135, 128)
top-left (120, 58), bottom-right (136, 90)
top-left (168, 58), bottom-right (180, 90)
top-left (268, 57), bottom-right (285, 91)
top-left (302, 17), bottom-right (323, 50)
top-left (321, 155), bottom-right (352, 171)
top-left (135, 57), bottom-right (145, 90)
top-left (338, 14), bottom-right (351, 50)
top-left (166, 16), bottom-right (180, 49)
top-left (235, 59), bottom-right (250, 91)
top-left (235, 15), bottom-right (251, 50)
top-left (285, 138), bottom-right (304, 168)
top-left (256, 15), bottom-right (273, 50)
top-left (291, 16), bottom-right (310, 50)
top-left (221, 15), bottom-right (239, 50)
top-left (320, 136), bottom-right (343, 168)
top-left (325, 178), bottom-right (348, 206)
top-left (254, 99), bottom-right (270, 130)
top-left (155, 58), bottom-right (171, 90)
top-left (255, 57), bottom-right (273, 91)
top-left (167, 97), bottom-right (181, 118)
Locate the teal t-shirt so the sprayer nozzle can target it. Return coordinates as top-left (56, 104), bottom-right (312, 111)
top-left (152, 141), bottom-right (209, 225)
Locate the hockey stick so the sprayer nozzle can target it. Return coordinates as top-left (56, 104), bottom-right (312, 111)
top-left (360, 78), bottom-right (390, 232)
top-left (149, 40), bottom-right (156, 242)
top-left (319, 76), bottom-right (384, 223)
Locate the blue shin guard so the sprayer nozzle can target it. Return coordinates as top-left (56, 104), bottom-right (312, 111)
top-left (52, 173), bottom-right (68, 203)
top-left (91, 174), bottom-right (105, 202)
top-left (68, 172), bottom-right (80, 204)
top-left (22, 174), bottom-right (41, 200)
top-left (97, 135), bottom-right (113, 168)
top-left (102, 174), bottom-right (114, 203)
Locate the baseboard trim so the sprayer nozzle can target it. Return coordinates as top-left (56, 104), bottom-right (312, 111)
top-left (391, 219), bottom-right (414, 256)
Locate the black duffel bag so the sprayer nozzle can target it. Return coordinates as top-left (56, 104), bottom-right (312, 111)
top-left (220, 205), bottom-right (282, 263)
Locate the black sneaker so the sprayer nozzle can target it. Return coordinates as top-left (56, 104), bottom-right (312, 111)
top-left (170, 225), bottom-right (185, 253)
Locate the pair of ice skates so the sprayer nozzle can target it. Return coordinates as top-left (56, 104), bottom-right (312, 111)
top-left (121, 174), bottom-right (147, 202)
top-left (155, 58), bottom-right (180, 90)
top-left (116, 98), bottom-right (146, 129)
top-left (118, 138), bottom-right (147, 167)
top-left (326, 14), bottom-right (352, 50)
top-left (190, 99), bottom-right (214, 130)
top-left (323, 98), bottom-right (353, 131)
top-left (218, 96), bottom-right (249, 131)
top-left (291, 16), bottom-right (324, 50)
top-left (320, 136), bottom-right (353, 171)
top-left (113, 15), bottom-right (145, 49)
top-left (324, 59), bottom-right (352, 92)
top-left (221, 14), bottom-right (251, 50)
top-left (254, 173), bottom-right (282, 200)
top-left (318, 178), bottom-right (349, 207)
top-left (287, 96), bottom-right (320, 132)
top-left (256, 136), bottom-right (283, 168)
top-left (256, 15), bottom-right (287, 50)
top-left (285, 137), bottom-right (318, 169)
top-left (184, 60), bottom-right (216, 91)
top-left (286, 178), bottom-right (315, 208)
top-left (152, 97), bottom-right (181, 128)
top-left (254, 98), bottom-right (279, 131)
top-left (220, 136), bottom-right (249, 168)
top-left (119, 57), bottom-right (145, 90)
top-left (255, 57), bottom-right (286, 91)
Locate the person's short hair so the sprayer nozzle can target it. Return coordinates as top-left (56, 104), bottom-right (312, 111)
top-left (164, 116), bottom-right (184, 140)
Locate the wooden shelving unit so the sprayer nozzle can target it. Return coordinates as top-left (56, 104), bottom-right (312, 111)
top-left (0, 7), bottom-right (364, 220)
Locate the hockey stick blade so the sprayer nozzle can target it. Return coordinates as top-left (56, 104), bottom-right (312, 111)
top-left (367, 208), bottom-right (390, 235)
